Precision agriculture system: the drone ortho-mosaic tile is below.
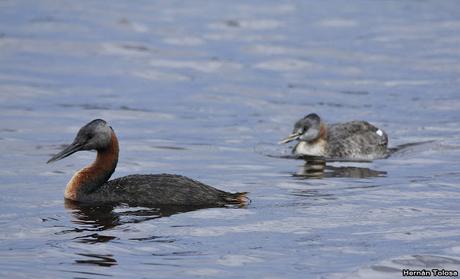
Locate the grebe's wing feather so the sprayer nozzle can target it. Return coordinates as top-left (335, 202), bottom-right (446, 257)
top-left (327, 121), bottom-right (388, 160)
top-left (89, 174), bottom-right (246, 206)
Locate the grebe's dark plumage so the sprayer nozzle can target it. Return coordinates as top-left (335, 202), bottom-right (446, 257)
top-left (280, 113), bottom-right (389, 160)
top-left (47, 119), bottom-right (246, 206)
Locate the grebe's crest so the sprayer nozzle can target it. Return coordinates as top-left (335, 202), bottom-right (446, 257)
top-left (75, 119), bottom-right (112, 151)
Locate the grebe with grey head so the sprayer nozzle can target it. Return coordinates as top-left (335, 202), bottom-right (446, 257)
top-left (280, 113), bottom-right (389, 161)
top-left (47, 119), bottom-right (247, 206)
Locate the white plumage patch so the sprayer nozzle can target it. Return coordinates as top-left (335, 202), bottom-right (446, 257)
top-left (376, 129), bottom-right (383, 136)
top-left (294, 141), bottom-right (326, 156)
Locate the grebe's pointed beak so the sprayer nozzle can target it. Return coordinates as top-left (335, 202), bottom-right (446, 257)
top-left (47, 141), bottom-right (83, 164)
top-left (279, 132), bottom-right (301, 144)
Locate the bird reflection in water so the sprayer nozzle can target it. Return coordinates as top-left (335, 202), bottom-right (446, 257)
top-left (63, 200), bottom-right (214, 267)
top-left (64, 199), bottom-right (211, 234)
top-left (292, 156), bottom-right (387, 178)
top-left (74, 253), bottom-right (118, 267)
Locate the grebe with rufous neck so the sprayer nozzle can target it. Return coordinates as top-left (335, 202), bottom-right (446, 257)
top-left (47, 119), bottom-right (247, 206)
top-left (280, 113), bottom-right (389, 161)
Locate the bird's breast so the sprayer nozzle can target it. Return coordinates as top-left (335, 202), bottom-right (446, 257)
top-left (294, 140), bottom-right (327, 156)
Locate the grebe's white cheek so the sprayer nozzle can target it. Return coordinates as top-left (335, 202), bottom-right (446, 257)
top-left (300, 128), bottom-right (320, 141)
top-left (376, 129), bottom-right (384, 137)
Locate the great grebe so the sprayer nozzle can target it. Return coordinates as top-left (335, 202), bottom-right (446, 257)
top-left (280, 113), bottom-right (388, 160)
top-left (47, 119), bottom-right (247, 206)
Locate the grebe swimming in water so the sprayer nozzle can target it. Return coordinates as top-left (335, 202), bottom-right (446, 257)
top-left (280, 113), bottom-right (388, 160)
top-left (47, 119), bottom-right (247, 206)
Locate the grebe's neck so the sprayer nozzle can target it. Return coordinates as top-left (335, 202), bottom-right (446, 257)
top-left (65, 131), bottom-right (119, 201)
top-left (318, 122), bottom-right (327, 141)
top-left (293, 123), bottom-right (328, 156)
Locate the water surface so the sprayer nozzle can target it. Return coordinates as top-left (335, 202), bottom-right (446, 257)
top-left (1, 1), bottom-right (460, 278)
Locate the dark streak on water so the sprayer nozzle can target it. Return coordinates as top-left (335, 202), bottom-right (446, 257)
top-left (1, 0), bottom-right (460, 278)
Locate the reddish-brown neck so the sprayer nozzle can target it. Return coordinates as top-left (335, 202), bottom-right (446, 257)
top-left (92, 131), bottom-right (119, 178)
top-left (318, 123), bottom-right (327, 141)
top-left (64, 131), bottom-right (119, 201)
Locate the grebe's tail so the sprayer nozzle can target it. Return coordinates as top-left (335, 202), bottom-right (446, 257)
top-left (224, 192), bottom-right (250, 205)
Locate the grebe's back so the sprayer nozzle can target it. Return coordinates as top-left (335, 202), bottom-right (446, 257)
top-left (327, 121), bottom-right (388, 160)
top-left (87, 174), bottom-right (245, 206)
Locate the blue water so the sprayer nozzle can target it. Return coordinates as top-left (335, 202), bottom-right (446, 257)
top-left (1, 1), bottom-right (460, 278)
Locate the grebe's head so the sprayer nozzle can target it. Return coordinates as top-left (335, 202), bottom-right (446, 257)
top-left (279, 113), bottom-right (322, 144)
top-left (47, 119), bottom-right (113, 163)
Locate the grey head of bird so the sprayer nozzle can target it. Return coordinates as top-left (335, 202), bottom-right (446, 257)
top-left (47, 119), bottom-right (113, 163)
top-left (279, 113), bottom-right (322, 144)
